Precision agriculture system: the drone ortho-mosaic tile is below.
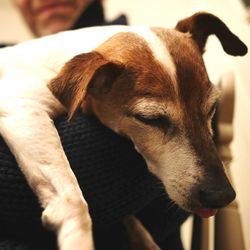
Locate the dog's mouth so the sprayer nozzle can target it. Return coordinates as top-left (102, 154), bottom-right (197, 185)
top-left (194, 208), bottom-right (218, 218)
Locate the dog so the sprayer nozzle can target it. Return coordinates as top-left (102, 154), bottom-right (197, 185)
top-left (0, 12), bottom-right (247, 250)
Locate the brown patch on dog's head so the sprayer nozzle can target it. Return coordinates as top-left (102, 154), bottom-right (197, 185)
top-left (95, 32), bottom-right (177, 99)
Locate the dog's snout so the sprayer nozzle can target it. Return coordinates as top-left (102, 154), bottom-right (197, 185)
top-left (198, 186), bottom-right (236, 209)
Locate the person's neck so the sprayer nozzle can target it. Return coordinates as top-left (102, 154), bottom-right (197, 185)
top-left (72, 0), bottom-right (105, 30)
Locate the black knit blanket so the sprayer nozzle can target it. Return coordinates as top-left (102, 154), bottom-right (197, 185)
top-left (0, 113), bottom-right (189, 250)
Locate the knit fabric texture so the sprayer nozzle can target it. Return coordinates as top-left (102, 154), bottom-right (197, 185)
top-left (0, 113), bottom-right (189, 249)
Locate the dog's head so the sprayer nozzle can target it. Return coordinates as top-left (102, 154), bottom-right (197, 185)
top-left (50, 12), bottom-right (247, 217)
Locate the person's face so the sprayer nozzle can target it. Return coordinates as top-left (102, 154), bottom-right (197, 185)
top-left (14, 0), bottom-right (93, 37)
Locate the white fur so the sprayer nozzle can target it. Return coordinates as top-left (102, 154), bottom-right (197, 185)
top-left (147, 137), bottom-right (199, 211)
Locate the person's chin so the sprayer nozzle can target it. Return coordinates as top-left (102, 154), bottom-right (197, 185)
top-left (36, 20), bottom-right (74, 37)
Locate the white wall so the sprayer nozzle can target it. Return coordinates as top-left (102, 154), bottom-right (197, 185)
top-left (1, 0), bottom-right (250, 249)
top-left (0, 0), bottom-right (33, 43)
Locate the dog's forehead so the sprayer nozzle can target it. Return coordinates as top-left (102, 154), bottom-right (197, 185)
top-left (95, 28), bottom-right (178, 98)
top-left (96, 27), bottom-right (211, 105)
top-left (152, 28), bottom-right (212, 109)
top-left (96, 27), bottom-right (172, 63)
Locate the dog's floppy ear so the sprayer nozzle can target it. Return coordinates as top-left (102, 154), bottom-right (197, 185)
top-left (175, 12), bottom-right (248, 56)
top-left (49, 51), bottom-right (123, 120)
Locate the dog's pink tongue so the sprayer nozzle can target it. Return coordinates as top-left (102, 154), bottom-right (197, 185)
top-left (195, 209), bottom-right (218, 218)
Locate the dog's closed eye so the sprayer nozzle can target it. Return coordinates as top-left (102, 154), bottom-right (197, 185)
top-left (134, 113), bottom-right (169, 127)
top-left (127, 112), bottom-right (176, 137)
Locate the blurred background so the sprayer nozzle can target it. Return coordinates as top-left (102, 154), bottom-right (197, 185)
top-left (0, 0), bottom-right (249, 249)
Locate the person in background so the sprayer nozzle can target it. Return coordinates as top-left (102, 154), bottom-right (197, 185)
top-left (0, 0), bottom-right (127, 48)
top-left (1, 0), bottom-right (127, 46)
top-left (14, 0), bottom-right (127, 37)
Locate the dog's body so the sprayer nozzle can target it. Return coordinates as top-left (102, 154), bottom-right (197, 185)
top-left (0, 13), bottom-right (247, 250)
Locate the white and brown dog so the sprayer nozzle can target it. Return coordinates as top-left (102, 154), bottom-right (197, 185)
top-left (0, 12), bottom-right (247, 250)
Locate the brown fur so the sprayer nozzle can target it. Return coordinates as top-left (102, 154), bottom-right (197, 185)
top-left (95, 32), bottom-right (177, 101)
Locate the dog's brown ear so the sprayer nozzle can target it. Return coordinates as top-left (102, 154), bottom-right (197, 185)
top-left (175, 12), bottom-right (248, 56)
top-left (49, 51), bottom-right (123, 120)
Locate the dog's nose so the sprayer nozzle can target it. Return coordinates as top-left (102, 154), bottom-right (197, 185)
top-left (198, 186), bottom-right (236, 208)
